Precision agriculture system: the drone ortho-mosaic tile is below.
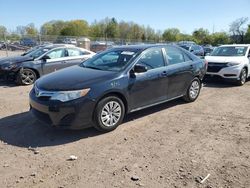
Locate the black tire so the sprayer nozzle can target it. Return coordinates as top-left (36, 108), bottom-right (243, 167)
top-left (235, 68), bottom-right (247, 86)
top-left (93, 96), bottom-right (125, 132)
top-left (17, 68), bottom-right (37, 85)
top-left (183, 78), bottom-right (201, 102)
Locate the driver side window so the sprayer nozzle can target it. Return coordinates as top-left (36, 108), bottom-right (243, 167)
top-left (136, 48), bottom-right (165, 70)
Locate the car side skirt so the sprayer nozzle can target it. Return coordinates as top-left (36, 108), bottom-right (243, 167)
top-left (129, 95), bottom-right (184, 113)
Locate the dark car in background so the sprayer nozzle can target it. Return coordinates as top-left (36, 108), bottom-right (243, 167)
top-left (20, 38), bottom-right (37, 47)
top-left (90, 41), bottom-right (114, 53)
top-left (0, 45), bottom-right (95, 85)
top-left (179, 44), bottom-right (205, 56)
top-left (30, 44), bottom-right (207, 132)
top-left (203, 45), bottom-right (214, 56)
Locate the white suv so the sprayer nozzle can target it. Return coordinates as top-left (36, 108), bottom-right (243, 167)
top-left (205, 44), bottom-right (250, 85)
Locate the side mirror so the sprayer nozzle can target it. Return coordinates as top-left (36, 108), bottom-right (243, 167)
top-left (41, 55), bottom-right (50, 61)
top-left (134, 64), bottom-right (147, 73)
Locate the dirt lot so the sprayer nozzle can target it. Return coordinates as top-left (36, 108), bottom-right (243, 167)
top-left (0, 50), bottom-right (24, 58)
top-left (0, 79), bottom-right (250, 188)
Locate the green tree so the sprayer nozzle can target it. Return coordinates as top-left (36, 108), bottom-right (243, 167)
top-left (244, 25), bottom-right (250, 43)
top-left (105, 18), bottom-right (119, 38)
top-left (162, 28), bottom-right (180, 42)
top-left (89, 20), bottom-right (103, 39)
top-left (0, 25), bottom-right (7, 40)
top-left (0, 25), bottom-right (7, 35)
top-left (192, 28), bottom-right (211, 44)
top-left (130, 23), bottom-right (144, 40)
top-left (16, 25), bottom-right (26, 35)
top-left (118, 21), bottom-right (131, 41)
top-left (25, 23), bottom-right (38, 36)
top-left (61, 20), bottom-right (89, 36)
top-left (229, 17), bottom-right (248, 43)
top-left (40, 20), bottom-right (68, 35)
top-left (211, 32), bottom-right (230, 46)
top-left (145, 26), bottom-right (156, 41)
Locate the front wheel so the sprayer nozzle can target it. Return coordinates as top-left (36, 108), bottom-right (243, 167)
top-left (17, 68), bottom-right (37, 85)
top-left (183, 78), bottom-right (201, 102)
top-left (235, 68), bottom-right (247, 86)
top-left (93, 96), bottom-right (125, 132)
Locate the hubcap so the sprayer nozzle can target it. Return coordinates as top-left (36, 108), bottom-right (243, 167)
top-left (101, 101), bottom-right (121, 127)
top-left (189, 80), bottom-right (200, 99)
top-left (21, 70), bottom-right (35, 85)
top-left (241, 69), bottom-right (247, 84)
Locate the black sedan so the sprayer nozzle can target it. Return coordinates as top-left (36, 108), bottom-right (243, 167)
top-left (30, 44), bottom-right (207, 132)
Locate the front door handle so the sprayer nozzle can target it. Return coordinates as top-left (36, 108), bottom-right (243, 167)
top-left (161, 71), bottom-right (168, 77)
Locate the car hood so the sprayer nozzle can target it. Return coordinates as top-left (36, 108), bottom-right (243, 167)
top-left (205, 56), bottom-right (246, 63)
top-left (36, 65), bottom-right (117, 91)
top-left (0, 55), bottom-right (33, 65)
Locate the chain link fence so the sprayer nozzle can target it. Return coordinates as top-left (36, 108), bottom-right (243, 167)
top-left (0, 33), bottom-right (164, 57)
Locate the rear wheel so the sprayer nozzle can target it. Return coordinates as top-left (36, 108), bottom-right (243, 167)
top-left (236, 68), bottom-right (247, 86)
top-left (183, 78), bottom-right (201, 102)
top-left (17, 68), bottom-right (37, 85)
top-left (93, 96), bottom-right (125, 132)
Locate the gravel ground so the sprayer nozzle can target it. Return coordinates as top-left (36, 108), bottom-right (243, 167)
top-left (0, 50), bottom-right (24, 58)
top-left (0, 79), bottom-right (250, 188)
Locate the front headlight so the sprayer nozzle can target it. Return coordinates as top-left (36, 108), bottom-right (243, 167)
top-left (50, 88), bottom-right (90, 102)
top-left (227, 62), bottom-right (240, 67)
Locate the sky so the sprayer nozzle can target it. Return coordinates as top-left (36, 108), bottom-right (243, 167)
top-left (0, 0), bottom-right (249, 34)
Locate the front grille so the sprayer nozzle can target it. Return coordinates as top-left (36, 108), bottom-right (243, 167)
top-left (37, 96), bottom-right (51, 101)
top-left (31, 108), bottom-right (52, 124)
top-left (207, 62), bottom-right (228, 73)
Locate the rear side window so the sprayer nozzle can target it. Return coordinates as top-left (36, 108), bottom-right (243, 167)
top-left (137, 48), bottom-right (165, 70)
top-left (165, 46), bottom-right (185, 65)
top-left (66, 48), bottom-right (91, 57)
top-left (46, 49), bottom-right (65, 59)
top-left (67, 48), bottom-right (82, 56)
top-left (80, 51), bottom-right (91, 55)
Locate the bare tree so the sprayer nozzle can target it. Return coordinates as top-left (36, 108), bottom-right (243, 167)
top-left (229, 17), bottom-right (249, 43)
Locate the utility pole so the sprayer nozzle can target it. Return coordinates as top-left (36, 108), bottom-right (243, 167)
top-left (3, 32), bottom-right (8, 57)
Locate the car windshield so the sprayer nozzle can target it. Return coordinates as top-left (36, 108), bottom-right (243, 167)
top-left (25, 48), bottom-right (51, 59)
top-left (180, 45), bottom-right (190, 50)
top-left (22, 46), bottom-right (40, 56)
top-left (80, 49), bottom-right (139, 71)
top-left (210, 46), bottom-right (247, 56)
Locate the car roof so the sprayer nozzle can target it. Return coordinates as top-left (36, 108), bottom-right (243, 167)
top-left (220, 44), bottom-right (250, 47)
top-left (112, 44), bottom-right (174, 51)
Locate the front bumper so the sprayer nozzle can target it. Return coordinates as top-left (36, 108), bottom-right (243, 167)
top-left (206, 64), bottom-right (243, 80)
top-left (0, 68), bottom-right (18, 80)
top-left (29, 88), bottom-right (96, 129)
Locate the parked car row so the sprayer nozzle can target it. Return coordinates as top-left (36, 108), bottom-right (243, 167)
top-left (1, 43), bottom-right (249, 132)
top-left (179, 44), bottom-right (205, 56)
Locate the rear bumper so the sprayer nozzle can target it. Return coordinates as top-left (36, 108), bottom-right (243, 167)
top-left (29, 88), bottom-right (96, 129)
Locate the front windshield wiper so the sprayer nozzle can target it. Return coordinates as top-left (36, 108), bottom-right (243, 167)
top-left (82, 65), bottom-right (102, 70)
